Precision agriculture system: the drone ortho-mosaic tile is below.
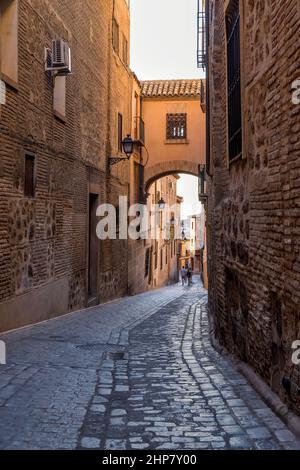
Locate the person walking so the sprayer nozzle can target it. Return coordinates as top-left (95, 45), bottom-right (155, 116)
top-left (180, 266), bottom-right (187, 286)
top-left (187, 267), bottom-right (193, 286)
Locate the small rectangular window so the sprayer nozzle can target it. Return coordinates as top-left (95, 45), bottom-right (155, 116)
top-left (122, 34), bottom-right (128, 65)
top-left (24, 154), bottom-right (35, 198)
top-left (53, 76), bottom-right (66, 120)
top-left (118, 113), bottom-right (123, 152)
top-left (0, 0), bottom-right (18, 85)
top-left (112, 18), bottom-right (119, 54)
top-left (166, 114), bottom-right (187, 140)
top-left (160, 249), bottom-right (163, 270)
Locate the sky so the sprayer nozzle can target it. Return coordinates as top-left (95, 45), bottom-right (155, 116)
top-left (130, 0), bottom-right (201, 80)
top-left (130, 0), bottom-right (203, 217)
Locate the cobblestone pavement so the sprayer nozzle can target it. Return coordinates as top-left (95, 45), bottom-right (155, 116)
top-left (0, 279), bottom-right (300, 450)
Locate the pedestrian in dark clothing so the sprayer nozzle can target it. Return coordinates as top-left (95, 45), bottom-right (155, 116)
top-left (187, 268), bottom-right (193, 286)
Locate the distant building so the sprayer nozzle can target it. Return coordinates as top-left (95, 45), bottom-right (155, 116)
top-left (179, 214), bottom-right (206, 278)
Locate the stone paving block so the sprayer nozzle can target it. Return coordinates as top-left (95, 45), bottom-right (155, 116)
top-left (111, 409), bottom-right (127, 417)
top-left (229, 436), bottom-right (253, 449)
top-left (0, 281), bottom-right (299, 451)
top-left (105, 439), bottom-right (127, 450)
top-left (274, 429), bottom-right (297, 443)
top-left (246, 427), bottom-right (272, 439)
top-left (80, 437), bottom-right (100, 449)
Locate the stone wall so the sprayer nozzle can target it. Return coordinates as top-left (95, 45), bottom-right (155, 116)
top-left (207, 0), bottom-right (300, 414)
top-left (0, 0), bottom-right (132, 330)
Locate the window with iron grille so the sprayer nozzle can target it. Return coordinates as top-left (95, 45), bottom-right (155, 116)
top-left (226, 0), bottom-right (242, 161)
top-left (112, 18), bottom-right (119, 53)
top-left (24, 154), bottom-right (35, 198)
top-left (166, 114), bottom-right (187, 140)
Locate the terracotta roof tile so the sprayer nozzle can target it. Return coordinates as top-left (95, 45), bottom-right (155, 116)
top-left (141, 79), bottom-right (203, 98)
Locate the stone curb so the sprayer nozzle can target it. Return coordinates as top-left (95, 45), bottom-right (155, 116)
top-left (207, 307), bottom-right (300, 440)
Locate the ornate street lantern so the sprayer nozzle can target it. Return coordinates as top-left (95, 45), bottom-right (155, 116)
top-left (158, 198), bottom-right (166, 210)
top-left (122, 135), bottom-right (134, 157)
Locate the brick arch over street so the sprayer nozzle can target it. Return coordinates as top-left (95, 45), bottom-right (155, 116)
top-left (145, 160), bottom-right (200, 192)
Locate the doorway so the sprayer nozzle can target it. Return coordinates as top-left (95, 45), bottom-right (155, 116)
top-left (88, 193), bottom-right (99, 304)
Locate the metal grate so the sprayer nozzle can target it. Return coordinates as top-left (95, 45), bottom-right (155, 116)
top-left (226, 0), bottom-right (242, 161)
top-left (197, 0), bottom-right (206, 69)
top-left (166, 114), bottom-right (187, 140)
top-left (105, 351), bottom-right (126, 360)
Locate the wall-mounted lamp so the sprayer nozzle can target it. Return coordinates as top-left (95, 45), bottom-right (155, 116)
top-left (109, 135), bottom-right (134, 167)
top-left (122, 135), bottom-right (134, 157)
top-left (158, 198), bottom-right (166, 210)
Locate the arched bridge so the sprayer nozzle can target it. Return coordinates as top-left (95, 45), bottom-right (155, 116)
top-left (140, 79), bottom-right (206, 190)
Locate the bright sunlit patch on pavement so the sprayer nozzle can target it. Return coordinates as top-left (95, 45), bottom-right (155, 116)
top-left (0, 80), bottom-right (6, 105)
top-left (0, 341), bottom-right (6, 365)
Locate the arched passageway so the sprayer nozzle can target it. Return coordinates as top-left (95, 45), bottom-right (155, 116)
top-left (145, 160), bottom-right (200, 192)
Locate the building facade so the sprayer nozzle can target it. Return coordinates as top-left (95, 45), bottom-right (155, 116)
top-left (0, 0), bottom-right (204, 332)
top-left (128, 79), bottom-right (206, 294)
top-left (179, 214), bottom-right (205, 277)
top-left (143, 175), bottom-right (181, 291)
top-left (141, 79), bottom-right (206, 190)
top-left (206, 0), bottom-right (300, 414)
top-left (0, 0), bottom-right (136, 331)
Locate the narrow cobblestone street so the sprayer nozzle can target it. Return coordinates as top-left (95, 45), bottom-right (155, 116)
top-left (0, 279), bottom-right (299, 450)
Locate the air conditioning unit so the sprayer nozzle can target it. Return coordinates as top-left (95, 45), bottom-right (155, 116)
top-left (45, 39), bottom-right (72, 75)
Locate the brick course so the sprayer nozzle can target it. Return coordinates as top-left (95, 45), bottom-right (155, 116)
top-left (0, 0), bottom-right (132, 330)
top-left (207, 0), bottom-right (300, 414)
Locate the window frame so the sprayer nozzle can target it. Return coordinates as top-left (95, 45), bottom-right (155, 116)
top-left (24, 153), bottom-right (36, 198)
top-left (166, 113), bottom-right (187, 140)
top-left (112, 17), bottom-right (119, 54)
top-left (225, 0), bottom-right (245, 166)
top-left (122, 33), bottom-right (128, 66)
top-left (53, 75), bottom-right (66, 122)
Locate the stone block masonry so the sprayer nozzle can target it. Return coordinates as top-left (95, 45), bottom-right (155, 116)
top-left (206, 0), bottom-right (300, 416)
top-left (0, 0), bottom-right (132, 331)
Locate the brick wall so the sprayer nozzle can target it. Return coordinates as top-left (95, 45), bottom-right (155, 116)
top-left (207, 0), bottom-right (300, 414)
top-left (0, 0), bottom-right (132, 330)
